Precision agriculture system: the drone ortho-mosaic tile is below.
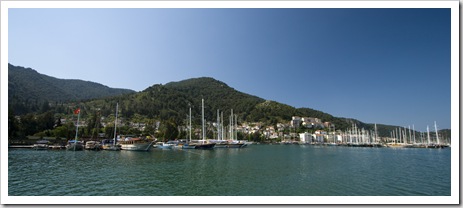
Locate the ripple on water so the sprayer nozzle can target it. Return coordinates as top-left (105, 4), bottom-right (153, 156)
top-left (8, 146), bottom-right (451, 196)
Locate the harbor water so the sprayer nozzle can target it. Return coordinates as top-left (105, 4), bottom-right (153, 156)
top-left (8, 145), bottom-right (450, 196)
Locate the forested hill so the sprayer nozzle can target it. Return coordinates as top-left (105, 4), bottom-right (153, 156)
top-left (162, 77), bottom-right (371, 131)
top-left (85, 77), bottom-right (266, 124)
top-left (85, 77), bottom-right (373, 133)
top-left (8, 64), bottom-right (135, 114)
top-left (8, 64), bottom-right (411, 137)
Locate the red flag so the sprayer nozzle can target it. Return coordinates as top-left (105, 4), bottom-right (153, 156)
top-left (74, 108), bottom-right (80, 115)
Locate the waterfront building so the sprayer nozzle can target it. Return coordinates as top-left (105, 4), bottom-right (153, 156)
top-left (313, 133), bottom-right (324, 143)
top-left (299, 132), bottom-right (312, 143)
top-left (314, 130), bottom-right (327, 135)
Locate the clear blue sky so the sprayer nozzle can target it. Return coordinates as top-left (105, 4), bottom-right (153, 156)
top-left (8, 8), bottom-right (451, 131)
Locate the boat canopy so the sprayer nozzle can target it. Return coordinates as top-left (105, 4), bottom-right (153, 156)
top-left (122, 137), bottom-right (141, 141)
top-left (101, 139), bottom-right (116, 145)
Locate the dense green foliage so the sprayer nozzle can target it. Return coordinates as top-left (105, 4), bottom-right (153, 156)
top-left (81, 77), bottom-right (405, 137)
top-left (8, 66), bottom-right (450, 142)
top-left (8, 64), bottom-right (135, 114)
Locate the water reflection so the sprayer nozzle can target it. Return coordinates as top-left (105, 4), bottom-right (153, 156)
top-left (8, 146), bottom-right (450, 196)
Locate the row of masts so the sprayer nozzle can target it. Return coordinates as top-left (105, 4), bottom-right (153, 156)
top-left (215, 108), bottom-right (238, 141)
top-left (390, 124), bottom-right (416, 144)
top-left (187, 99), bottom-right (239, 142)
top-left (389, 121), bottom-right (442, 145)
top-left (339, 123), bottom-right (380, 145)
top-left (187, 99), bottom-right (447, 146)
top-left (336, 121), bottom-right (446, 146)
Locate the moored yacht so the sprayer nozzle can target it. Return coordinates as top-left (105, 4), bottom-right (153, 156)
top-left (66, 140), bottom-right (84, 151)
top-left (156, 141), bottom-right (174, 149)
top-left (119, 137), bottom-right (154, 151)
top-left (103, 103), bottom-right (121, 151)
top-left (32, 140), bottom-right (49, 150)
top-left (85, 141), bottom-right (102, 150)
top-left (101, 139), bottom-right (121, 150)
top-left (194, 140), bottom-right (216, 149)
top-left (67, 107), bottom-right (84, 151)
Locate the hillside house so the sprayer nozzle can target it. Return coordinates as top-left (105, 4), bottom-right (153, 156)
top-left (291, 116), bottom-right (301, 127)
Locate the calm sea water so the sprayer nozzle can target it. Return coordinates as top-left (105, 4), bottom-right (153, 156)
top-left (8, 145), bottom-right (450, 196)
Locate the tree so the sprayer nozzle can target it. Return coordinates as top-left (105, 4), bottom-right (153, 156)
top-left (159, 119), bottom-right (179, 141)
top-left (55, 116), bottom-right (62, 127)
top-left (40, 101), bottom-right (50, 113)
top-left (37, 111), bottom-right (55, 132)
top-left (86, 110), bottom-right (102, 139)
top-left (143, 119), bottom-right (158, 137)
top-left (8, 107), bottom-right (20, 139)
top-left (53, 121), bottom-right (75, 139)
top-left (20, 113), bottom-right (38, 137)
top-left (237, 132), bottom-right (246, 140)
top-left (105, 126), bottom-right (115, 139)
top-left (248, 131), bottom-right (262, 142)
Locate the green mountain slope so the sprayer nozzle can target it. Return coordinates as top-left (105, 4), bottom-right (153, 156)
top-left (8, 65), bottom-right (433, 138)
top-left (85, 77), bottom-right (265, 124)
top-left (84, 76), bottom-right (385, 135)
top-left (8, 63), bottom-right (135, 113)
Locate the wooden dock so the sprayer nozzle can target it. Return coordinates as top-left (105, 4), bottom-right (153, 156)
top-left (9, 145), bottom-right (66, 149)
top-left (9, 145), bottom-right (33, 148)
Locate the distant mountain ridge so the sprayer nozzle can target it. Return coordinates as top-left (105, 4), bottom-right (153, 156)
top-left (8, 64), bottom-right (447, 138)
top-left (8, 63), bottom-right (135, 101)
top-left (8, 63), bottom-right (135, 113)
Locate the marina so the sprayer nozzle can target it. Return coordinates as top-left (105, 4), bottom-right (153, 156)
top-left (5, 5), bottom-right (456, 204)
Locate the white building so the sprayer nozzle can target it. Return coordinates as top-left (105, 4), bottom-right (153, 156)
top-left (299, 132), bottom-right (312, 143)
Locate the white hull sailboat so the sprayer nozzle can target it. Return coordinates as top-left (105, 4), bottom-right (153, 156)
top-left (102, 103), bottom-right (121, 151)
top-left (182, 100), bottom-right (215, 149)
top-left (182, 106), bottom-right (196, 149)
top-left (194, 99), bottom-right (215, 149)
top-left (67, 108), bottom-right (84, 151)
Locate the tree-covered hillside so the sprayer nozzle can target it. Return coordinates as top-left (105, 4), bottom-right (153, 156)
top-left (9, 68), bottom-right (448, 141)
top-left (82, 77), bottom-right (383, 134)
top-left (8, 64), bottom-right (135, 114)
top-left (84, 77), bottom-right (266, 125)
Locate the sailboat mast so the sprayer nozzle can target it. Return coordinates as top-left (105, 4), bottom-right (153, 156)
top-left (189, 107), bottom-right (192, 142)
top-left (434, 121), bottom-right (440, 144)
top-left (427, 125), bottom-right (431, 144)
top-left (390, 131), bottom-right (393, 143)
top-left (217, 109), bottom-right (220, 140)
top-left (235, 114), bottom-right (238, 141)
top-left (408, 126), bottom-right (412, 144)
top-left (404, 127), bottom-right (408, 144)
top-left (230, 109), bottom-right (234, 140)
top-left (114, 103), bottom-right (118, 145)
top-left (221, 112), bottom-right (224, 141)
top-left (349, 124), bottom-right (353, 143)
top-left (74, 108), bottom-right (80, 151)
top-left (202, 99), bottom-right (205, 141)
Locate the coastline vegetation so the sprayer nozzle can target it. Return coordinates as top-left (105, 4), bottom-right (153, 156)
top-left (8, 64), bottom-right (450, 145)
